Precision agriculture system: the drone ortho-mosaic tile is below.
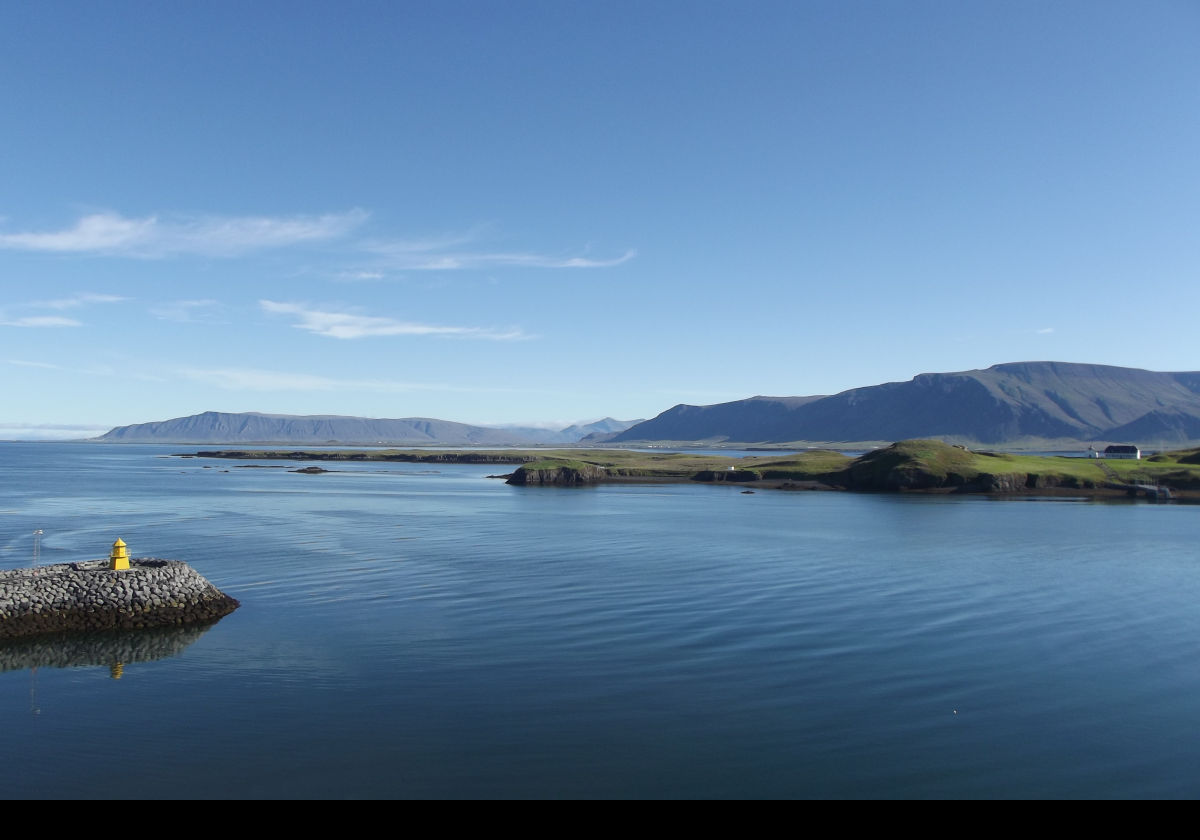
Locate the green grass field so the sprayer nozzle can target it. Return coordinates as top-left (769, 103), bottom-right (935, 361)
top-left (191, 442), bottom-right (1200, 493)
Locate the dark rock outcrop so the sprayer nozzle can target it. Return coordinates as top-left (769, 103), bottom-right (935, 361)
top-left (691, 469), bottom-right (760, 483)
top-left (505, 464), bottom-right (610, 485)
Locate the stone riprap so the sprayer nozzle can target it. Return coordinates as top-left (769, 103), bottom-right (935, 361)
top-left (0, 559), bottom-right (239, 640)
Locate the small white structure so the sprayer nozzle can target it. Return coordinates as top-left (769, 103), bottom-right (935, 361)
top-left (1101, 444), bottom-right (1141, 460)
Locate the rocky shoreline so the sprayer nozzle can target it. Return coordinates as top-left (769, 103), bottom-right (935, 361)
top-left (185, 441), bottom-right (1200, 501)
top-left (0, 558), bottom-right (239, 641)
top-left (502, 463), bottom-right (1198, 500)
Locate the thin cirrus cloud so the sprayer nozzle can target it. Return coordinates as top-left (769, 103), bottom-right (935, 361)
top-left (261, 300), bottom-right (527, 341)
top-left (6, 359), bottom-right (67, 369)
top-left (31, 292), bottom-right (127, 309)
top-left (0, 209), bottom-right (633, 272)
top-left (334, 270), bottom-right (387, 282)
top-left (0, 209), bottom-right (368, 257)
top-left (0, 315), bottom-right (82, 328)
top-left (180, 367), bottom-right (359, 392)
top-left (364, 226), bottom-right (635, 270)
top-left (1, 291), bottom-right (126, 327)
top-left (149, 299), bottom-right (227, 323)
top-left (179, 366), bottom-right (501, 394)
top-left (367, 238), bottom-right (637, 270)
top-left (5, 358), bottom-right (124, 378)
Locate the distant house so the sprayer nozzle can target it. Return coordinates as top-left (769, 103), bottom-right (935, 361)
top-left (1103, 444), bottom-right (1141, 460)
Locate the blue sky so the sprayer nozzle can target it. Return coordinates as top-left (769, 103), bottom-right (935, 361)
top-left (2, 1), bottom-right (1198, 438)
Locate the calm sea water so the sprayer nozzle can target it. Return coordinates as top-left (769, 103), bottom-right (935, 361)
top-left (2, 442), bottom-right (1199, 799)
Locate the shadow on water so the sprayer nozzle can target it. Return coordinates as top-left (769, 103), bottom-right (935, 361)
top-left (0, 620), bottom-right (224, 677)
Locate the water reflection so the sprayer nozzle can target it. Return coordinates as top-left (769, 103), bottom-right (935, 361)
top-left (0, 621), bottom-right (222, 678)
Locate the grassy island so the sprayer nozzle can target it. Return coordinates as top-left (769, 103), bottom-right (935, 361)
top-left (187, 441), bottom-right (1200, 498)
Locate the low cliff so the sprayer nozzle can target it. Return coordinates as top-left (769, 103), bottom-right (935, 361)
top-left (691, 469), bottom-right (761, 483)
top-left (506, 463), bottom-right (610, 485)
top-left (0, 559), bottom-right (239, 640)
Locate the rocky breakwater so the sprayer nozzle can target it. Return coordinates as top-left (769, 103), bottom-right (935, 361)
top-left (0, 559), bottom-right (239, 640)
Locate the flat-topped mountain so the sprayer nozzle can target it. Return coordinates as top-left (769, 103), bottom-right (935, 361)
top-left (91, 363), bottom-right (1200, 448)
top-left (93, 411), bottom-right (641, 446)
top-left (611, 362), bottom-right (1200, 447)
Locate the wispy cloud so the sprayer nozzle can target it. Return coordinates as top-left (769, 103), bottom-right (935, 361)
top-left (0, 210), bottom-right (634, 277)
top-left (365, 226), bottom-right (635, 271)
top-left (1036, 327), bottom-right (1055, 334)
top-left (178, 366), bottom-right (513, 394)
top-left (180, 367), bottom-right (353, 391)
top-left (149, 299), bottom-right (227, 323)
top-left (368, 241), bottom-right (637, 271)
top-left (6, 359), bottom-right (67, 369)
top-left (7, 359), bottom-right (124, 380)
top-left (0, 209), bottom-right (368, 257)
top-left (0, 315), bottom-right (82, 328)
top-left (260, 300), bottom-right (527, 341)
top-left (334, 270), bottom-right (386, 282)
top-left (2, 290), bottom-right (127, 327)
top-left (32, 292), bottom-right (127, 309)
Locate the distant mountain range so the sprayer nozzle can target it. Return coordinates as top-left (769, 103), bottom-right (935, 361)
top-left (93, 412), bottom-right (643, 446)
top-left (609, 362), bottom-right (1200, 447)
top-left (92, 362), bottom-right (1200, 449)
top-left (491, 417), bottom-right (645, 445)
